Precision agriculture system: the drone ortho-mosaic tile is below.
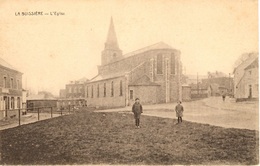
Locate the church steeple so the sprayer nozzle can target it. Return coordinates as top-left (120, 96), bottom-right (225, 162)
top-left (105, 17), bottom-right (119, 49)
top-left (101, 17), bottom-right (123, 66)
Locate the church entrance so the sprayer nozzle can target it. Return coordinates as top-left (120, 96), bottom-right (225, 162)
top-left (248, 85), bottom-right (252, 98)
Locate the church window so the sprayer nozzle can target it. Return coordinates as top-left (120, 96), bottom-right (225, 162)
top-left (10, 78), bottom-right (13, 89)
top-left (91, 85), bottom-right (93, 98)
top-left (104, 83), bottom-right (106, 97)
top-left (97, 84), bottom-right (99, 98)
top-left (17, 80), bottom-right (19, 89)
top-left (157, 54), bottom-right (163, 74)
top-left (3, 76), bottom-right (7, 88)
top-left (111, 81), bottom-right (114, 97)
top-left (86, 86), bottom-right (89, 98)
top-left (171, 53), bottom-right (175, 74)
top-left (113, 53), bottom-right (117, 58)
top-left (119, 80), bottom-right (123, 96)
top-left (130, 90), bottom-right (133, 100)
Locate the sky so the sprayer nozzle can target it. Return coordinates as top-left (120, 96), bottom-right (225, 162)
top-left (0, 0), bottom-right (258, 95)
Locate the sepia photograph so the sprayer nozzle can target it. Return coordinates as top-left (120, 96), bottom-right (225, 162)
top-left (0, 0), bottom-right (258, 165)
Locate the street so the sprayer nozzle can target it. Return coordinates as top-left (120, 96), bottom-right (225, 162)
top-left (97, 97), bottom-right (259, 130)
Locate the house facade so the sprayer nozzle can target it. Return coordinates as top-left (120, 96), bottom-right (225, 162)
top-left (233, 53), bottom-right (258, 101)
top-left (85, 18), bottom-right (182, 108)
top-left (0, 58), bottom-right (23, 119)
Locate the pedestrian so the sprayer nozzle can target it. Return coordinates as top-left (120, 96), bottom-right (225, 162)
top-left (222, 91), bottom-right (226, 101)
top-left (175, 101), bottom-right (184, 124)
top-left (132, 98), bottom-right (143, 128)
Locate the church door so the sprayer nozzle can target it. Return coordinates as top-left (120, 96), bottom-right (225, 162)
top-left (248, 85), bottom-right (252, 98)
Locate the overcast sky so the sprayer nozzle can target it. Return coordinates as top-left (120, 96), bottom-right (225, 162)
top-left (0, 0), bottom-right (258, 95)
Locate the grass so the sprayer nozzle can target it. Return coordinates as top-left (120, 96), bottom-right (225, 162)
top-left (0, 109), bottom-right (258, 165)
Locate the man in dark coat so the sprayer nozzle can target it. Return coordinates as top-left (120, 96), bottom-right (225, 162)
top-left (132, 98), bottom-right (143, 128)
top-left (175, 101), bottom-right (184, 124)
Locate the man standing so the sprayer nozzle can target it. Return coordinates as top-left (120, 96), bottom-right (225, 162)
top-left (175, 101), bottom-right (184, 124)
top-left (132, 98), bottom-right (143, 128)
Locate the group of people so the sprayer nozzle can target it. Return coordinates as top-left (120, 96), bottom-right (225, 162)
top-left (132, 98), bottom-right (184, 128)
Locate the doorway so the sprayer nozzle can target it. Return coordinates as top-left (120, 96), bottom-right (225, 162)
top-left (248, 85), bottom-right (252, 98)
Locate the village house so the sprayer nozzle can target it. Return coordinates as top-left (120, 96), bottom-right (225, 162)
top-left (202, 73), bottom-right (234, 96)
top-left (64, 77), bottom-right (89, 99)
top-left (233, 53), bottom-right (258, 101)
top-left (0, 57), bottom-right (23, 119)
top-left (85, 18), bottom-right (183, 108)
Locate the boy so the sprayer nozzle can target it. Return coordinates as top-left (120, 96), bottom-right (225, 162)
top-left (132, 98), bottom-right (143, 128)
top-left (175, 101), bottom-right (184, 124)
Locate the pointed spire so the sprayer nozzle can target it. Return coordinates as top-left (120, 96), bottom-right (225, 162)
top-left (105, 17), bottom-right (119, 49)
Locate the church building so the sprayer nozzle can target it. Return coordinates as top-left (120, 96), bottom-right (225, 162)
top-left (85, 18), bottom-right (183, 108)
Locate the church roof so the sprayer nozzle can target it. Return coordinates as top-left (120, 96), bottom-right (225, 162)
top-left (123, 42), bottom-right (174, 58)
top-left (0, 57), bottom-right (19, 72)
top-left (90, 72), bottom-right (126, 83)
top-left (129, 75), bottom-right (160, 86)
top-left (105, 17), bottom-right (120, 50)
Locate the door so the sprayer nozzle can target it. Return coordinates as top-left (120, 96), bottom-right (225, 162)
top-left (249, 85), bottom-right (252, 98)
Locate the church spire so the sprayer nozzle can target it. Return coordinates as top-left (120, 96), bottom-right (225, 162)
top-left (105, 17), bottom-right (119, 49)
top-left (101, 17), bottom-right (123, 66)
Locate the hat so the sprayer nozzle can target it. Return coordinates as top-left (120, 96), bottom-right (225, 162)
top-left (135, 98), bottom-right (139, 101)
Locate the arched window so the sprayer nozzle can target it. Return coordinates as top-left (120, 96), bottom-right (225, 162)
top-left (104, 83), bottom-right (106, 97)
top-left (97, 84), bottom-right (99, 98)
top-left (86, 86), bottom-right (89, 98)
top-left (157, 54), bottom-right (163, 74)
top-left (91, 85), bottom-right (93, 98)
top-left (111, 81), bottom-right (114, 97)
top-left (171, 53), bottom-right (175, 74)
top-left (119, 80), bottom-right (123, 96)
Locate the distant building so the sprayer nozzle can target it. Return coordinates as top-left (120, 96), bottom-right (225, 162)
top-left (85, 18), bottom-right (182, 108)
top-left (185, 74), bottom-right (207, 85)
top-left (182, 84), bottom-right (191, 101)
top-left (0, 57), bottom-right (23, 119)
top-left (207, 71), bottom-right (227, 78)
top-left (27, 92), bottom-right (57, 111)
top-left (202, 77), bottom-right (234, 96)
top-left (233, 53), bottom-right (258, 101)
top-left (59, 89), bottom-right (66, 99)
top-left (190, 82), bottom-right (209, 98)
top-left (65, 78), bottom-right (89, 99)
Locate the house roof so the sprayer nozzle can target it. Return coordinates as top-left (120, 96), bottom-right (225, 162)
top-left (244, 58), bottom-right (258, 70)
top-left (233, 53), bottom-right (258, 73)
top-left (0, 57), bottom-right (19, 72)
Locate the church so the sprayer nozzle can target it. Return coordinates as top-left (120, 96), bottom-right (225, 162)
top-left (85, 18), bottom-right (183, 108)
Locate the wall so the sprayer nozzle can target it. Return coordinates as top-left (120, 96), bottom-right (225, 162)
top-left (89, 48), bottom-right (182, 108)
top-left (85, 76), bottom-right (126, 108)
top-left (65, 83), bottom-right (85, 98)
top-left (27, 100), bottom-right (58, 111)
top-left (128, 85), bottom-right (159, 106)
top-left (236, 67), bottom-right (258, 99)
top-left (0, 66), bottom-right (23, 119)
top-left (182, 86), bottom-right (191, 101)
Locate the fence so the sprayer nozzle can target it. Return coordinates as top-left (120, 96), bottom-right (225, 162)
top-left (0, 105), bottom-right (86, 128)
